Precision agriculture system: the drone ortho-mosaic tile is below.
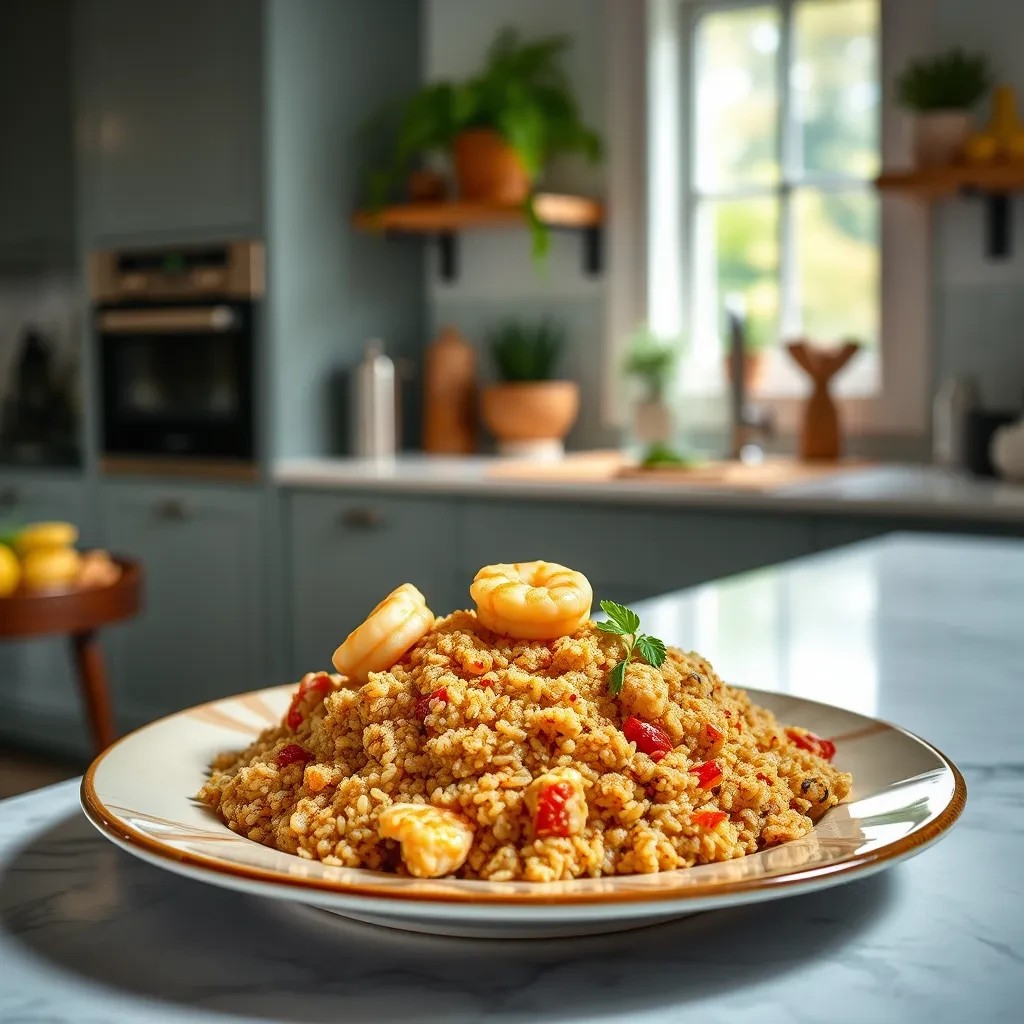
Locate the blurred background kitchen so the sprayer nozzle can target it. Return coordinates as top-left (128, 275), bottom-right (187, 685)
top-left (2, 0), bottom-right (1023, 793)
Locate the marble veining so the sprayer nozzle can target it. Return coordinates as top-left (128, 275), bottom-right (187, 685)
top-left (1, 534), bottom-right (1022, 1023)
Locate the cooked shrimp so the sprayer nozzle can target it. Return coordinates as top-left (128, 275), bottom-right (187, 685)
top-left (377, 803), bottom-right (474, 878)
top-left (332, 583), bottom-right (434, 683)
top-left (470, 560), bottom-right (593, 640)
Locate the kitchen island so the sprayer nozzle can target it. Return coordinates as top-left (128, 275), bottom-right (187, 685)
top-left (0, 533), bottom-right (1019, 1023)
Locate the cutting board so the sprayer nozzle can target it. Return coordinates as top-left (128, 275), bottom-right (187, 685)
top-left (486, 451), bottom-right (873, 490)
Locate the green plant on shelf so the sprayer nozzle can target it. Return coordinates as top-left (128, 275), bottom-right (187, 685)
top-left (895, 49), bottom-right (992, 111)
top-left (488, 320), bottom-right (566, 383)
top-left (363, 28), bottom-right (602, 260)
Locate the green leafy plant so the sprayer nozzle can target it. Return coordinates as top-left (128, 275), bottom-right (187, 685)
top-left (895, 49), bottom-right (992, 111)
top-left (639, 442), bottom-right (697, 469)
top-left (365, 28), bottom-right (602, 259)
top-left (597, 600), bottom-right (667, 696)
top-left (489, 320), bottom-right (565, 382)
top-left (623, 324), bottom-right (681, 401)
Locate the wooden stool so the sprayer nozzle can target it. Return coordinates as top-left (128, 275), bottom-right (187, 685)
top-left (0, 559), bottom-right (142, 753)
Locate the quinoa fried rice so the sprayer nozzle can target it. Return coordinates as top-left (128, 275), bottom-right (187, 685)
top-left (199, 610), bottom-right (852, 882)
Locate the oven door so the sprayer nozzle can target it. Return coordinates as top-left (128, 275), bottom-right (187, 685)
top-left (98, 303), bottom-right (254, 461)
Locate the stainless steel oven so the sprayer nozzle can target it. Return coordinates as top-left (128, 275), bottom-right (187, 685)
top-left (90, 241), bottom-right (263, 478)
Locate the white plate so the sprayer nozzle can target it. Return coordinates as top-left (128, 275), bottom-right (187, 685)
top-left (82, 684), bottom-right (965, 938)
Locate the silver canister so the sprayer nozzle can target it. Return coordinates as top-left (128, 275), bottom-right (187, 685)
top-left (353, 340), bottom-right (397, 459)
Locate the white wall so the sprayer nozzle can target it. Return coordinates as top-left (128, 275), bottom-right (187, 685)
top-left (422, 0), bottom-right (614, 448)
top-left (924, 0), bottom-right (1024, 411)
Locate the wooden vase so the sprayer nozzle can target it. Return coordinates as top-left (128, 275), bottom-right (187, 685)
top-left (422, 326), bottom-right (477, 454)
top-left (786, 340), bottom-right (861, 461)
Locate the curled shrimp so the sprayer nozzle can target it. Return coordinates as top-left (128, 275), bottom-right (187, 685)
top-left (332, 583), bottom-right (434, 683)
top-left (470, 560), bottom-right (593, 640)
top-left (377, 803), bottom-right (474, 878)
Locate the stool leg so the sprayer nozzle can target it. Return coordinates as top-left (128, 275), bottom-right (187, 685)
top-left (71, 631), bottom-right (117, 752)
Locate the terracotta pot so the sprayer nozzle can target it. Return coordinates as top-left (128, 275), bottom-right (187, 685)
top-left (723, 351), bottom-right (768, 393)
top-left (912, 111), bottom-right (972, 168)
top-left (453, 129), bottom-right (531, 203)
top-left (480, 381), bottom-right (579, 456)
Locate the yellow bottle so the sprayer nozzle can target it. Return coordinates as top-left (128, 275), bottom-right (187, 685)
top-left (988, 84), bottom-right (1023, 154)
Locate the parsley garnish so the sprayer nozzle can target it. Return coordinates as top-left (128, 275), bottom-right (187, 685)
top-left (597, 600), bottom-right (667, 695)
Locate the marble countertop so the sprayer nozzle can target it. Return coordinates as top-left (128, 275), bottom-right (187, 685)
top-left (1, 533), bottom-right (1021, 1023)
top-left (274, 456), bottom-right (1024, 523)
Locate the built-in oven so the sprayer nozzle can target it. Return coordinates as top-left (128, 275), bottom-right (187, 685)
top-left (90, 241), bottom-right (263, 478)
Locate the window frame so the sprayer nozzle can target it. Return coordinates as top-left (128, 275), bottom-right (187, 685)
top-left (678, 0), bottom-right (881, 399)
top-left (603, 0), bottom-right (931, 443)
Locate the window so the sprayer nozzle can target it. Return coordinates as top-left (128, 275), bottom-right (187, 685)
top-left (680, 0), bottom-right (880, 395)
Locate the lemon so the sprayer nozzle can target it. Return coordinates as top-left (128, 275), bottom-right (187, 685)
top-left (0, 545), bottom-right (20, 597)
top-left (21, 547), bottom-right (82, 590)
top-left (16, 521), bottom-right (79, 556)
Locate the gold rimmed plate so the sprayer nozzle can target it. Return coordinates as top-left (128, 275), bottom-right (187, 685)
top-left (81, 684), bottom-right (965, 938)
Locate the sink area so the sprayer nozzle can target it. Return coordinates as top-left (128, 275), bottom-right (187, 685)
top-left (485, 450), bottom-right (873, 492)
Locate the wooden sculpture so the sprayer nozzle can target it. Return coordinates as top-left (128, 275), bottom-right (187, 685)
top-left (786, 339), bottom-right (861, 461)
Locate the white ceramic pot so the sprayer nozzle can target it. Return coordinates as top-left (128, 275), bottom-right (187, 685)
top-left (990, 418), bottom-right (1024, 481)
top-left (912, 111), bottom-right (973, 168)
top-left (632, 398), bottom-right (674, 445)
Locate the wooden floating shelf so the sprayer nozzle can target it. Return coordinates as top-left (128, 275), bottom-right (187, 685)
top-left (352, 193), bottom-right (605, 281)
top-left (875, 163), bottom-right (1024, 258)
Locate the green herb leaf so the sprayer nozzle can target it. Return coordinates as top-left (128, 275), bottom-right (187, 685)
top-left (599, 600), bottom-right (640, 636)
top-left (599, 599), bottom-right (668, 696)
top-left (609, 660), bottom-right (627, 696)
top-left (636, 635), bottom-right (667, 668)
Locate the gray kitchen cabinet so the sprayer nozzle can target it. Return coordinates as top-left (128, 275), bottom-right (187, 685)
top-left (75, 0), bottom-right (263, 244)
top-left (99, 481), bottom-right (269, 723)
top-left (0, 0), bottom-right (75, 268)
top-left (286, 492), bottom-right (462, 676)
top-left (0, 471), bottom-right (93, 543)
top-left (0, 471), bottom-right (93, 757)
top-left (460, 500), bottom-right (817, 600)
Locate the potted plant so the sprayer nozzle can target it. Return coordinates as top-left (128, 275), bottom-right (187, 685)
top-left (895, 49), bottom-right (992, 167)
top-left (623, 324), bottom-right (680, 446)
top-left (480, 320), bottom-right (578, 457)
top-left (365, 28), bottom-right (602, 259)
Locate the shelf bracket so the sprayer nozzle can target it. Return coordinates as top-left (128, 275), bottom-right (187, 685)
top-left (582, 225), bottom-right (603, 276)
top-left (984, 194), bottom-right (1011, 259)
top-left (437, 231), bottom-right (457, 281)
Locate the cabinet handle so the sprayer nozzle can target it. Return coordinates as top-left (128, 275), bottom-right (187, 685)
top-left (0, 487), bottom-right (19, 508)
top-left (340, 507), bottom-right (384, 530)
top-left (153, 498), bottom-right (190, 521)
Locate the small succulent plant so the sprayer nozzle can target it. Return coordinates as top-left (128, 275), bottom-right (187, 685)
top-left (489, 320), bottom-right (566, 382)
top-left (896, 49), bottom-right (992, 112)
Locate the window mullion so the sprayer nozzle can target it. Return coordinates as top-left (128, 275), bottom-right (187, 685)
top-left (777, 0), bottom-right (798, 342)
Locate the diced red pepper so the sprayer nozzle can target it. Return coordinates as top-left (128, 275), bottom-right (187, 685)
top-left (785, 728), bottom-right (836, 762)
top-left (416, 686), bottom-right (448, 719)
top-left (692, 810), bottom-right (727, 829)
top-left (689, 759), bottom-right (724, 788)
top-left (705, 723), bottom-right (723, 743)
top-left (622, 716), bottom-right (673, 758)
top-left (534, 781), bottom-right (575, 838)
top-left (756, 772), bottom-right (772, 784)
top-left (649, 749), bottom-right (667, 763)
top-left (286, 673), bottom-right (333, 730)
top-left (276, 743), bottom-right (314, 768)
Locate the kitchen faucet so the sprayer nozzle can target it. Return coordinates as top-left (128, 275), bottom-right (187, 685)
top-left (725, 299), bottom-right (773, 461)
